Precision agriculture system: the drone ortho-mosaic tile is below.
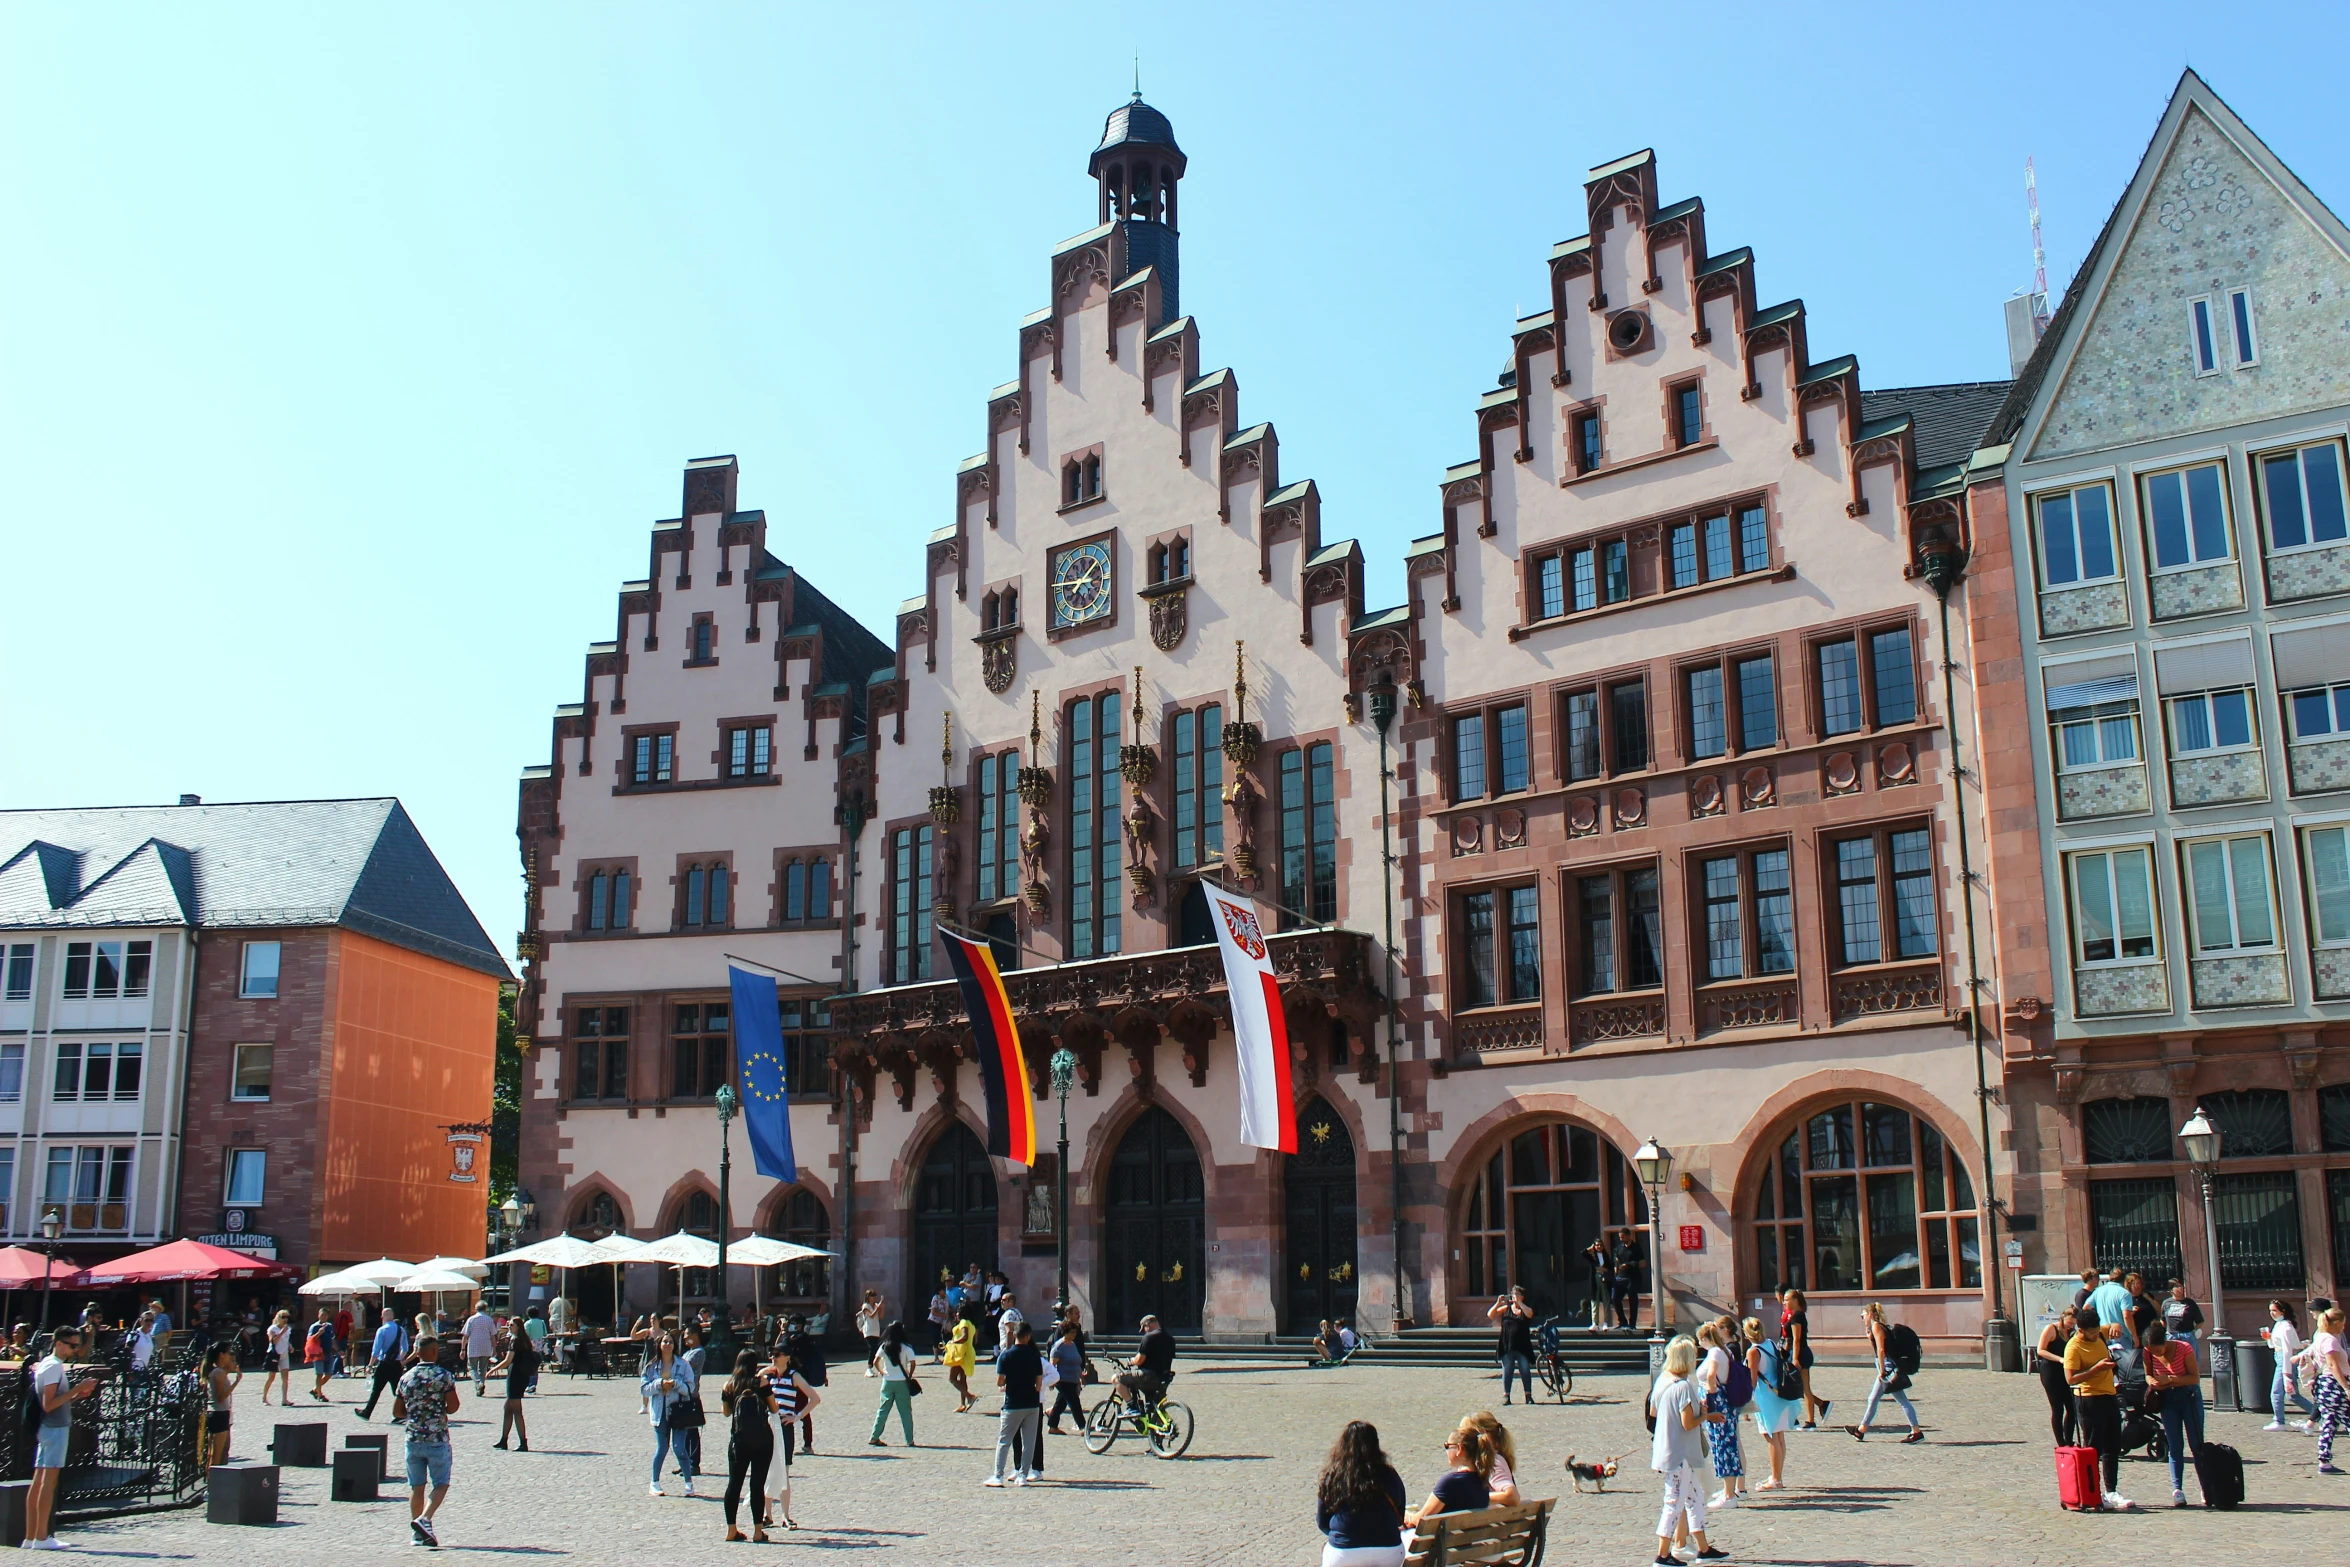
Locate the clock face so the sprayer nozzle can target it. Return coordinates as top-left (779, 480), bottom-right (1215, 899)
top-left (1050, 540), bottom-right (1114, 630)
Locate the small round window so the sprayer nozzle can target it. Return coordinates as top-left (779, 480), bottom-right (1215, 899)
top-left (1607, 311), bottom-right (1649, 353)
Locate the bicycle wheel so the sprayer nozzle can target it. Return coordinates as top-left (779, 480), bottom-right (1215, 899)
top-left (1554, 1358), bottom-right (1574, 1403)
top-left (1083, 1396), bottom-right (1121, 1453)
top-left (1147, 1400), bottom-right (1194, 1459)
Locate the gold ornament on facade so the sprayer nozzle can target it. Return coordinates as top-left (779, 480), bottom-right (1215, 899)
top-left (1016, 691), bottom-right (1053, 807)
top-left (1118, 666), bottom-right (1158, 787)
top-left (928, 711), bottom-right (962, 825)
top-left (1220, 640), bottom-right (1262, 768)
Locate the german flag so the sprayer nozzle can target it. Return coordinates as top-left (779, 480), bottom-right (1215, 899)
top-left (939, 929), bottom-right (1037, 1167)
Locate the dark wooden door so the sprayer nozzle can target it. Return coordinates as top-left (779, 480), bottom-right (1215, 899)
top-left (913, 1122), bottom-right (998, 1306)
top-left (1101, 1108), bottom-right (1205, 1335)
top-left (1284, 1098), bottom-right (1359, 1332)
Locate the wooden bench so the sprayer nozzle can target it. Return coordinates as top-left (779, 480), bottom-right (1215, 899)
top-left (1405, 1498), bottom-right (1554, 1567)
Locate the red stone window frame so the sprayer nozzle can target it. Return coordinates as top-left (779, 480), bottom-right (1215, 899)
top-left (1556, 673), bottom-right (1652, 784)
top-left (1749, 1097), bottom-right (1981, 1296)
top-left (718, 719), bottom-right (776, 780)
top-left (1565, 858), bottom-right (1666, 999)
top-left (1667, 374), bottom-right (1707, 449)
top-left (1145, 530), bottom-right (1193, 586)
top-left (1822, 818), bottom-right (1941, 972)
top-left (770, 848), bottom-right (838, 928)
top-left (973, 748), bottom-right (1024, 906)
top-left (979, 579), bottom-right (1024, 633)
top-left (673, 853), bottom-right (735, 932)
top-left (1686, 836), bottom-right (1799, 988)
top-left (619, 724), bottom-right (680, 789)
top-left (1057, 443), bottom-right (1106, 513)
top-left (568, 1000), bottom-right (633, 1102)
top-left (575, 858), bottom-right (640, 934)
top-left (1565, 396), bottom-right (1607, 476)
top-left (685, 612), bottom-right (719, 668)
top-left (668, 995), bottom-right (732, 1103)
top-left (1674, 640), bottom-right (1782, 765)
top-left (1452, 877), bottom-right (1543, 1011)
top-left (1803, 613), bottom-right (1924, 743)
top-left (884, 817), bottom-right (936, 985)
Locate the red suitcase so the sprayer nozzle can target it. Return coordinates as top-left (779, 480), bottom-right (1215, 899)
top-left (2056, 1445), bottom-right (2101, 1510)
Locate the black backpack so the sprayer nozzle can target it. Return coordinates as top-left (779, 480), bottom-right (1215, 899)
top-left (1886, 1323), bottom-right (1922, 1377)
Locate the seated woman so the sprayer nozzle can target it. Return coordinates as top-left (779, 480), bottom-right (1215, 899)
top-left (1315, 1419), bottom-right (1409, 1567)
top-left (1456, 1412), bottom-right (1519, 1506)
top-left (1404, 1427), bottom-right (1492, 1527)
top-left (1309, 1320), bottom-right (1335, 1366)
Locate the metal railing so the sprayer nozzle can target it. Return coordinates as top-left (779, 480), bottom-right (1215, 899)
top-left (0, 1362), bottom-right (207, 1515)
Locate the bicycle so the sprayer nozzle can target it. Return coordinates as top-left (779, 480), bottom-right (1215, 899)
top-left (1082, 1382), bottom-right (1195, 1458)
top-left (1530, 1316), bottom-right (1574, 1403)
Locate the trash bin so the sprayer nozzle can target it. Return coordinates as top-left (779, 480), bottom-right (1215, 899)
top-left (2236, 1338), bottom-right (2275, 1415)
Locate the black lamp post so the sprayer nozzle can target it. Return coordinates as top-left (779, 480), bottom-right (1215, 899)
top-left (37, 1206), bottom-right (64, 1333)
top-left (2179, 1106), bottom-right (2230, 1400)
top-left (1049, 1047), bottom-right (1076, 1322)
top-left (1633, 1137), bottom-right (1672, 1370)
top-left (711, 1084), bottom-right (737, 1360)
top-left (1365, 666), bottom-right (1408, 1334)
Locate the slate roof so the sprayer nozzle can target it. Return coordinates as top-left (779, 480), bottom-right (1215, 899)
top-left (1860, 382), bottom-right (2015, 475)
top-left (0, 799), bottom-right (510, 979)
top-left (1094, 98), bottom-right (1180, 158)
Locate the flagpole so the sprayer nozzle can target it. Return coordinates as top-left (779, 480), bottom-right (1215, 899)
top-left (722, 953), bottom-right (833, 988)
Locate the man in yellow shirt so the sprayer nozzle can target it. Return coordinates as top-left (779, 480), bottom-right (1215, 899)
top-left (2064, 1307), bottom-right (2131, 1509)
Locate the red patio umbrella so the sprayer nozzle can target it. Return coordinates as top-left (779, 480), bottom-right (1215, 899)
top-left (79, 1239), bottom-right (297, 1285)
top-left (0, 1248), bottom-right (87, 1288)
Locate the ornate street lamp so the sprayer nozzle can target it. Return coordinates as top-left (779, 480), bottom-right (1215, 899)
top-left (2179, 1105), bottom-right (2229, 1397)
top-left (38, 1207), bottom-right (64, 1333)
top-left (1049, 1047), bottom-right (1076, 1321)
top-left (1633, 1137), bottom-right (1672, 1363)
top-left (711, 1084), bottom-right (738, 1360)
top-left (1366, 665), bottom-right (1408, 1335)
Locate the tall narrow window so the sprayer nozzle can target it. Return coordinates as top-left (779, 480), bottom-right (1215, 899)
top-left (2070, 847), bottom-right (2159, 965)
top-left (978, 753), bottom-right (1000, 902)
top-left (632, 734), bottom-right (674, 785)
top-left (1669, 523), bottom-right (1698, 590)
top-left (1576, 412), bottom-right (1601, 473)
top-left (1278, 742), bottom-right (1337, 925)
top-left (784, 862), bottom-right (809, 922)
top-left (1738, 504), bottom-right (1770, 573)
top-left (1172, 707), bottom-right (1224, 871)
top-left (2191, 297), bottom-right (2218, 375)
top-left (890, 826), bottom-right (934, 982)
top-left (1687, 666), bottom-right (1727, 760)
top-left (1872, 628), bottom-right (1917, 725)
top-left (1067, 693), bottom-right (1122, 959)
top-left (1602, 540), bottom-right (1630, 604)
top-left (239, 941), bottom-right (279, 1000)
top-left (3, 945), bottom-right (31, 1003)
top-left (1537, 554), bottom-right (1564, 619)
top-left (1676, 383), bottom-right (1703, 447)
top-left (2144, 463), bottom-right (2233, 569)
top-left (1496, 706), bottom-right (1528, 794)
top-left (1818, 639), bottom-right (1862, 736)
top-left (2036, 484), bottom-right (2120, 586)
top-left (1572, 547), bottom-right (1597, 612)
top-left (2303, 826), bottom-right (2350, 948)
top-left (2259, 441), bottom-right (2349, 552)
top-left (1565, 691), bottom-right (1602, 781)
top-left (611, 869), bottom-right (632, 928)
top-left (1452, 712), bottom-right (1487, 800)
top-left (1737, 654), bottom-right (1778, 750)
top-left (1702, 858), bottom-right (1743, 981)
top-left (1704, 514), bottom-right (1733, 581)
top-left (2230, 288), bottom-right (2257, 365)
top-left (1461, 891), bottom-right (1497, 1008)
top-left (1836, 838), bottom-right (1882, 966)
top-left (572, 1007), bottom-right (628, 1100)
top-left (691, 619), bottom-right (714, 662)
top-left (807, 859), bottom-right (831, 920)
top-left (1610, 680), bottom-right (1649, 772)
top-left (1577, 867), bottom-right (1662, 995)
top-left (589, 872), bottom-right (611, 930)
top-left (685, 866), bottom-right (706, 927)
top-left (1702, 849), bottom-right (1794, 981)
top-left (671, 1001), bottom-right (731, 1100)
top-left (1507, 885), bottom-right (1541, 1001)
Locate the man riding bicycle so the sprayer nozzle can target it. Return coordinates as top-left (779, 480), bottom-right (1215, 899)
top-left (1115, 1314), bottom-right (1176, 1411)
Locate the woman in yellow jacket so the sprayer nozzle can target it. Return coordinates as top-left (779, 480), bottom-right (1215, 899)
top-left (942, 1317), bottom-right (978, 1413)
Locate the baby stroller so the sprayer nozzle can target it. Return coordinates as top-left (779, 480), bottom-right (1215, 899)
top-left (2111, 1340), bottom-right (2167, 1464)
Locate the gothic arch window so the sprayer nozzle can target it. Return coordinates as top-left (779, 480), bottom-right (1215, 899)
top-left (2082, 1098), bottom-right (2174, 1164)
top-left (575, 1190), bottom-right (623, 1238)
top-left (983, 591), bottom-right (1002, 632)
top-left (1457, 1118), bottom-right (1647, 1321)
top-left (764, 1188), bottom-right (830, 1303)
top-left (669, 1189), bottom-right (722, 1302)
top-left (1083, 454), bottom-right (1102, 500)
top-left (1749, 1098), bottom-right (1978, 1294)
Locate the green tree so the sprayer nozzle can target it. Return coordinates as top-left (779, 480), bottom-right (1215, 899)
top-left (489, 983), bottom-right (522, 1206)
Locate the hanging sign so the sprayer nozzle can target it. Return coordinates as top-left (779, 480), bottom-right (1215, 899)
top-left (447, 1130), bottom-right (482, 1184)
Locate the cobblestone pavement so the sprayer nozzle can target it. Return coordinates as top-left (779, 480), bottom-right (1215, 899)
top-left (52, 1357), bottom-right (2350, 1564)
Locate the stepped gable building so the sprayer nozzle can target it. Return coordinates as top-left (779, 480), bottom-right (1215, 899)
top-left (0, 798), bottom-right (506, 1275)
top-left (516, 95), bottom-right (2021, 1352)
top-left (1969, 71), bottom-right (2350, 1334)
top-left (514, 459), bottom-right (891, 1323)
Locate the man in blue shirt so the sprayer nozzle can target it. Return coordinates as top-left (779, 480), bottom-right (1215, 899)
top-left (2087, 1269), bottom-right (2136, 1343)
top-left (359, 1313), bottom-right (412, 1419)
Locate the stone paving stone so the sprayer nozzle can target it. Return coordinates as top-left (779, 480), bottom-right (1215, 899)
top-left (48, 1358), bottom-right (2350, 1563)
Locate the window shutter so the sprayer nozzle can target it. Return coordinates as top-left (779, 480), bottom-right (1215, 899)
top-left (2271, 622), bottom-right (2350, 691)
top-left (2153, 636), bottom-right (2257, 695)
top-left (2043, 652), bottom-right (2139, 712)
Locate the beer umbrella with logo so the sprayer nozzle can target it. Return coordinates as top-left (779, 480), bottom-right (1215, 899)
top-left (482, 1234), bottom-right (611, 1330)
top-left (0, 1247), bottom-right (88, 1334)
top-left (81, 1238), bottom-right (298, 1285)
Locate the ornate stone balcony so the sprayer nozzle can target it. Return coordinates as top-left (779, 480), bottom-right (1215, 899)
top-left (1829, 959), bottom-right (1947, 1025)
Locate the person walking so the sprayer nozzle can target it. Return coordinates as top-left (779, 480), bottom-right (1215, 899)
top-left (2035, 1305), bottom-right (2080, 1446)
top-left (927, 1285), bottom-right (952, 1363)
top-left (1315, 1419), bottom-right (1410, 1567)
top-left (996, 1290), bottom-right (1026, 1348)
top-left (360, 1309), bottom-right (412, 1420)
top-left (1696, 1320), bottom-right (1748, 1504)
top-left (305, 1307), bottom-right (336, 1403)
top-left (1645, 1336), bottom-right (1728, 1566)
top-left (644, 1331), bottom-right (701, 1496)
top-left (262, 1307), bottom-right (295, 1406)
top-left (717, 1350), bottom-right (776, 1543)
top-left (1404, 1425), bottom-right (1491, 1529)
top-left (463, 1301), bottom-right (497, 1396)
top-left (2312, 1304), bottom-right (2349, 1473)
top-left (2141, 1319), bottom-right (2205, 1506)
top-left (2262, 1299), bottom-right (2314, 1430)
top-left (1780, 1288), bottom-right (1829, 1428)
top-left (868, 1320), bottom-right (919, 1448)
top-left (1045, 1318), bottom-right (1086, 1435)
top-left (762, 1342), bottom-right (820, 1530)
top-left (521, 1306), bottom-right (547, 1395)
top-left (943, 1315), bottom-right (978, 1413)
top-left (393, 1333), bottom-right (460, 1549)
top-left (489, 1318), bottom-right (537, 1451)
top-left (2065, 1305), bottom-right (2132, 1509)
top-left (986, 1321), bottom-right (1044, 1486)
top-left (856, 1290), bottom-right (885, 1375)
top-left (205, 1343), bottom-right (241, 1467)
top-left (1486, 1286), bottom-right (1535, 1406)
top-left (22, 1326), bottom-right (99, 1550)
top-left (1743, 1317), bottom-right (1795, 1492)
top-left (1846, 1302), bottom-right (1922, 1443)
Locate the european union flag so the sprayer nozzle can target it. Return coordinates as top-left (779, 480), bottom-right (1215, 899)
top-left (728, 966), bottom-right (797, 1182)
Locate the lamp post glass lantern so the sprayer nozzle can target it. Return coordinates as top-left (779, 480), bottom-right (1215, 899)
top-left (1632, 1138), bottom-right (1671, 1344)
top-left (1049, 1047), bottom-right (1076, 1320)
top-left (2179, 1107), bottom-right (2228, 1370)
top-left (711, 1084), bottom-right (737, 1357)
top-left (38, 1206), bottom-right (63, 1332)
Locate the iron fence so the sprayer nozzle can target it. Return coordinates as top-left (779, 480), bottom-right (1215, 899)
top-left (0, 1363), bottom-right (207, 1515)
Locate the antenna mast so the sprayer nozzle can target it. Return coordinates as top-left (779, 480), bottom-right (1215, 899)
top-left (2026, 157), bottom-right (2050, 325)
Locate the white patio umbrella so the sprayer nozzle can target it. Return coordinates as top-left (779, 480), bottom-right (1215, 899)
top-left (298, 1266), bottom-right (374, 1296)
top-left (720, 1236), bottom-right (839, 1325)
top-left (400, 1268), bottom-right (484, 1296)
top-left (632, 1233), bottom-right (723, 1324)
top-left (587, 1234), bottom-right (651, 1331)
top-left (340, 1258), bottom-right (418, 1286)
top-left (481, 1235), bottom-right (610, 1269)
top-left (415, 1256), bottom-right (489, 1280)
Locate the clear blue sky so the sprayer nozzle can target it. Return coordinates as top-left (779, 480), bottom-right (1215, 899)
top-left (7, 2), bottom-right (2346, 960)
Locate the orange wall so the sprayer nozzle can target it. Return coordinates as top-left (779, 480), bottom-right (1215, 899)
top-left (319, 931), bottom-right (502, 1264)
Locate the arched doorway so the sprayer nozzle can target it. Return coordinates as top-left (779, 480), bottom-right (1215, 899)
top-left (1748, 1097), bottom-right (1979, 1295)
top-left (1284, 1096), bottom-right (1358, 1332)
top-left (1458, 1120), bottom-right (1647, 1324)
top-left (571, 1191), bottom-right (622, 1328)
top-left (1102, 1108), bottom-right (1205, 1335)
top-left (913, 1122), bottom-right (999, 1305)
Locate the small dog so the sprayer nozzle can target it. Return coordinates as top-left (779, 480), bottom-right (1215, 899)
top-left (1565, 1452), bottom-right (1620, 1493)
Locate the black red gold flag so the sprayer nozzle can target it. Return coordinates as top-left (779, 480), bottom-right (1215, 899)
top-left (938, 929), bottom-right (1037, 1167)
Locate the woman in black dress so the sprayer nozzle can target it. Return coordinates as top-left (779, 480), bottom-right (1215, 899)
top-left (720, 1351), bottom-right (776, 1543)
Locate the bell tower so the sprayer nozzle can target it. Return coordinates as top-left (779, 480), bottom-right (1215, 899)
top-left (1089, 92), bottom-right (1185, 324)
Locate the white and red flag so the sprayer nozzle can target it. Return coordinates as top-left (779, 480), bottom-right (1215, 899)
top-left (1201, 881), bottom-right (1296, 1153)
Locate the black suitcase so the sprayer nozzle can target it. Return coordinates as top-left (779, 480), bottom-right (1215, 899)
top-left (2195, 1441), bottom-right (2244, 1509)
